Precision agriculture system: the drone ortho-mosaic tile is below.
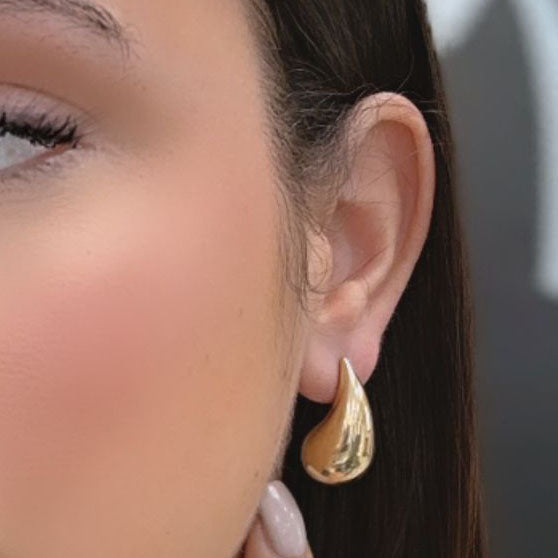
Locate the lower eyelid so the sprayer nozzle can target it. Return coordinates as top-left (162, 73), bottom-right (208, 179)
top-left (0, 141), bottom-right (68, 176)
top-left (0, 143), bottom-right (93, 199)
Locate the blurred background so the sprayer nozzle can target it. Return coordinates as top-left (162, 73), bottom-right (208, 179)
top-left (425, 0), bottom-right (558, 556)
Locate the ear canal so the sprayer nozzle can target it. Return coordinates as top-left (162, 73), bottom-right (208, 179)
top-left (300, 357), bottom-right (375, 484)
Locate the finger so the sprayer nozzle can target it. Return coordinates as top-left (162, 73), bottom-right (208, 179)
top-left (244, 480), bottom-right (313, 558)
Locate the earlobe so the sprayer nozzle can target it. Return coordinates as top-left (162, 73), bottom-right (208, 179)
top-left (299, 92), bottom-right (436, 404)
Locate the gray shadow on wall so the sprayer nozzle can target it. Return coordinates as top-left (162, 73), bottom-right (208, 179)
top-left (441, 0), bottom-right (558, 556)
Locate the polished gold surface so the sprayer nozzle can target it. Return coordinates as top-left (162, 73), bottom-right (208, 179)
top-left (300, 357), bottom-right (375, 484)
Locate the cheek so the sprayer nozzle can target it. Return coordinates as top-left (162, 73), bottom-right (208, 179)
top-left (0, 152), bottom-right (288, 555)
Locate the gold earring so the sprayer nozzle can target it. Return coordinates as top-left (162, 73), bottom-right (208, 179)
top-left (300, 356), bottom-right (375, 485)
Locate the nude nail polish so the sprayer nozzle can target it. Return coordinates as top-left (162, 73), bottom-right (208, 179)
top-left (258, 480), bottom-right (307, 558)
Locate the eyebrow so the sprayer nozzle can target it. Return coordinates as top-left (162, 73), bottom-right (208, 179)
top-left (0, 0), bottom-right (135, 57)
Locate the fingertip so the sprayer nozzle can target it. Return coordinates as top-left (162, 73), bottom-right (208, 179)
top-left (244, 514), bottom-right (313, 558)
top-left (244, 517), bottom-right (280, 558)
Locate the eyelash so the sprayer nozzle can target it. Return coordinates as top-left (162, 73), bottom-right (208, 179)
top-left (0, 97), bottom-right (95, 190)
top-left (0, 110), bottom-right (82, 150)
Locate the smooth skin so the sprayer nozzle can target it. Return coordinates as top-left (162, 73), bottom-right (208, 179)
top-left (0, 1), bottom-right (435, 557)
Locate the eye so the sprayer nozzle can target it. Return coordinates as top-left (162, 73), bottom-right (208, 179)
top-left (0, 112), bottom-right (80, 177)
top-left (0, 110), bottom-right (83, 183)
top-left (0, 85), bottom-right (96, 189)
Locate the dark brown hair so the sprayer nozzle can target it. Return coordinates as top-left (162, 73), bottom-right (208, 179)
top-left (243, 1), bottom-right (487, 556)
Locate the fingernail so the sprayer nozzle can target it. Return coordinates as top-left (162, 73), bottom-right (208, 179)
top-left (258, 480), bottom-right (307, 558)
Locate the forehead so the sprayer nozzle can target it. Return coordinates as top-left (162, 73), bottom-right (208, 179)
top-left (116, 0), bottom-right (254, 53)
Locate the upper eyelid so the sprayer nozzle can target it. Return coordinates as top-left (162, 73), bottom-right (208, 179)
top-left (0, 81), bottom-right (99, 120)
top-left (0, 74), bottom-right (152, 161)
top-left (0, 82), bottom-right (105, 142)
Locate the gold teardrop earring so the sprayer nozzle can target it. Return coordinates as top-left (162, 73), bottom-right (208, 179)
top-left (300, 356), bottom-right (375, 485)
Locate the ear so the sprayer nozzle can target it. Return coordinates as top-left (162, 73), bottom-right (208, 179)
top-left (299, 92), bottom-right (436, 403)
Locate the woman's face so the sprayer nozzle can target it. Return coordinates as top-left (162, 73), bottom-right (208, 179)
top-left (0, 1), bottom-right (303, 556)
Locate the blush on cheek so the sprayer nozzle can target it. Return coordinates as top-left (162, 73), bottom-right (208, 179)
top-left (0, 242), bottom-right (196, 504)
